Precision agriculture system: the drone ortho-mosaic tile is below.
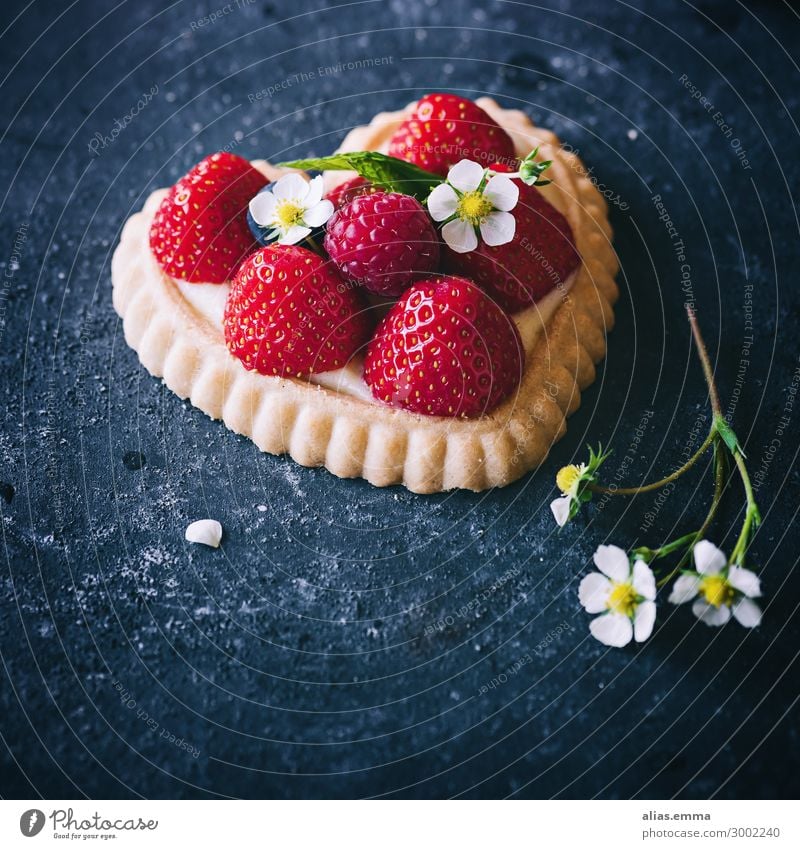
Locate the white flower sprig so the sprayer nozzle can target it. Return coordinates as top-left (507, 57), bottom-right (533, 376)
top-left (560, 308), bottom-right (764, 649)
top-left (427, 159), bottom-right (519, 253)
top-left (579, 545), bottom-right (657, 647)
top-left (669, 540), bottom-right (762, 628)
top-left (249, 173), bottom-right (334, 245)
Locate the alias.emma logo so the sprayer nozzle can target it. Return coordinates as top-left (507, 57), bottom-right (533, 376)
top-left (19, 809), bottom-right (45, 837)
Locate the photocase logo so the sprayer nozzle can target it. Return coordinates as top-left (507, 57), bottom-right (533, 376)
top-left (19, 809), bottom-right (45, 837)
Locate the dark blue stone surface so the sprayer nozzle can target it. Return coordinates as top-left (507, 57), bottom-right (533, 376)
top-left (1, 0), bottom-right (798, 799)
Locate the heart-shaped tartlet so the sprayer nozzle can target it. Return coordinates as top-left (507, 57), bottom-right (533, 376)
top-left (112, 98), bottom-right (618, 493)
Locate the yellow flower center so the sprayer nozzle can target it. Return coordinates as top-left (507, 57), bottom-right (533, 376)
top-left (457, 190), bottom-right (493, 224)
top-left (275, 200), bottom-right (305, 229)
top-left (607, 582), bottom-right (638, 617)
top-left (700, 574), bottom-right (734, 608)
top-left (556, 464), bottom-right (582, 495)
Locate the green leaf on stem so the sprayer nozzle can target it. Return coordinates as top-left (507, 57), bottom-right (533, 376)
top-left (714, 415), bottom-right (746, 458)
top-left (276, 152), bottom-right (442, 200)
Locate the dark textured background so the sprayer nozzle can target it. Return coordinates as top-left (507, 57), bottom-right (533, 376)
top-left (1, 0), bottom-right (798, 799)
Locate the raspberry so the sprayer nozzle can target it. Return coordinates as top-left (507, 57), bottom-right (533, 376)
top-left (323, 191), bottom-right (441, 297)
top-left (325, 176), bottom-right (377, 209)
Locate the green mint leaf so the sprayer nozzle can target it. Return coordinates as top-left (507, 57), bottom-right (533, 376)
top-left (277, 152), bottom-right (442, 200)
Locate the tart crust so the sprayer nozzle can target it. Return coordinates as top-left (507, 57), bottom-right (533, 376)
top-left (111, 99), bottom-right (618, 494)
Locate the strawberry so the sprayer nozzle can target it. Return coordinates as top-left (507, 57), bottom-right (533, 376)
top-left (444, 179), bottom-right (580, 312)
top-left (223, 244), bottom-right (371, 377)
top-left (150, 152), bottom-right (268, 283)
top-left (363, 275), bottom-right (523, 417)
top-left (388, 93), bottom-right (516, 177)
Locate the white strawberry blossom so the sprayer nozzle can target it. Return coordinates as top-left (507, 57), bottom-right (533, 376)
top-left (550, 462), bottom-right (587, 527)
top-left (427, 159), bottom-right (519, 253)
top-left (549, 447), bottom-right (610, 527)
top-left (668, 540), bottom-right (762, 628)
top-left (550, 494), bottom-right (573, 529)
top-left (249, 173), bottom-right (334, 245)
top-left (579, 545), bottom-right (657, 647)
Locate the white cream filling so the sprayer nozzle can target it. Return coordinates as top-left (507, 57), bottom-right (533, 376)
top-left (176, 276), bottom-right (572, 403)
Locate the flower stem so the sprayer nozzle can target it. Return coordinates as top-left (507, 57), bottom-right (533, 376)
top-left (654, 436), bottom-right (727, 587)
top-left (686, 306), bottom-right (761, 567)
top-left (584, 310), bottom-right (734, 500)
top-left (635, 532), bottom-right (699, 564)
top-left (697, 438), bottom-right (727, 541)
top-left (588, 428), bottom-right (715, 496)
top-left (728, 453), bottom-right (761, 566)
top-left (686, 306), bottom-right (723, 417)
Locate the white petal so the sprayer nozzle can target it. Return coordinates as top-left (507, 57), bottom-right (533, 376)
top-left (578, 572), bottom-right (612, 613)
top-left (278, 224), bottom-right (311, 245)
top-left (303, 199), bottom-right (334, 227)
top-left (483, 174), bottom-right (519, 211)
top-left (185, 519), bottom-right (222, 548)
top-left (447, 159), bottom-right (484, 192)
top-left (632, 559), bottom-right (656, 600)
top-left (732, 597), bottom-right (762, 628)
top-left (692, 598), bottom-right (731, 626)
top-left (248, 191), bottom-right (277, 226)
top-left (427, 183), bottom-right (459, 221)
top-left (728, 566), bottom-right (762, 598)
top-left (272, 172), bottom-right (308, 201)
top-left (634, 600), bottom-right (657, 642)
top-left (694, 539), bottom-right (726, 575)
top-left (589, 613), bottom-right (633, 648)
top-left (550, 495), bottom-right (571, 528)
top-left (479, 211), bottom-right (516, 246)
top-left (669, 574), bottom-right (701, 605)
top-left (304, 175), bottom-right (324, 208)
top-left (593, 544), bottom-right (630, 583)
top-left (441, 218), bottom-right (478, 253)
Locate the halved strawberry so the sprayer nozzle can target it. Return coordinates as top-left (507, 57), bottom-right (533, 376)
top-left (223, 244), bottom-right (372, 377)
top-left (150, 152), bottom-right (268, 283)
top-left (444, 180), bottom-right (581, 312)
top-left (388, 93), bottom-right (516, 177)
top-left (363, 275), bottom-right (523, 417)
